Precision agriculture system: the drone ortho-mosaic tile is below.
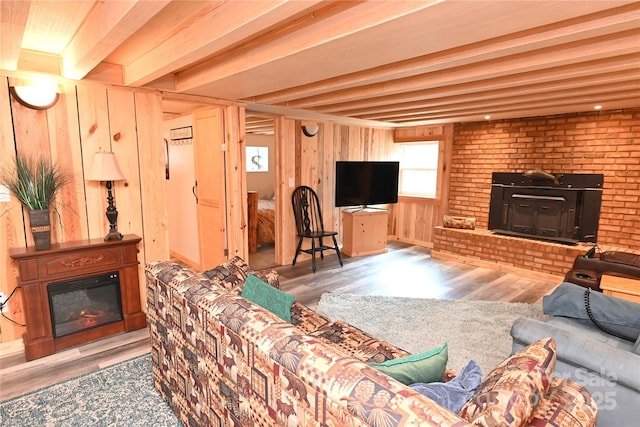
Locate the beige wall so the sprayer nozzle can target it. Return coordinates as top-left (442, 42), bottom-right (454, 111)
top-left (246, 134), bottom-right (276, 200)
top-left (0, 74), bottom-right (170, 342)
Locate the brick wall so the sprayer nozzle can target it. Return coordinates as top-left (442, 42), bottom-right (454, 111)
top-left (448, 108), bottom-right (640, 254)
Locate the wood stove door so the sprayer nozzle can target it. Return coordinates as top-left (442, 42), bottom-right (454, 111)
top-left (510, 194), bottom-right (565, 238)
top-left (507, 190), bottom-right (579, 241)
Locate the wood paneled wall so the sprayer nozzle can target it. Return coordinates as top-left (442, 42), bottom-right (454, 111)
top-left (273, 119), bottom-right (447, 265)
top-left (0, 74), bottom-right (456, 343)
top-left (224, 105), bottom-right (249, 261)
top-left (0, 74), bottom-right (169, 342)
top-left (390, 124), bottom-right (453, 247)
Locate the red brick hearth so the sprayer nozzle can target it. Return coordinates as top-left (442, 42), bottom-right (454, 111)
top-left (432, 227), bottom-right (596, 281)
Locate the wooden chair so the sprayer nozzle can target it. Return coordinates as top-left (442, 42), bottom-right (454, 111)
top-left (291, 186), bottom-right (343, 273)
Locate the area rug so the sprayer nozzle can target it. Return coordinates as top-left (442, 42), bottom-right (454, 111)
top-left (0, 354), bottom-right (181, 427)
top-left (317, 293), bottom-right (549, 376)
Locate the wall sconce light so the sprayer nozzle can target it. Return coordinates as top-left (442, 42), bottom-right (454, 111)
top-left (85, 152), bottom-right (126, 241)
top-left (302, 124), bottom-right (319, 137)
top-left (9, 84), bottom-right (60, 110)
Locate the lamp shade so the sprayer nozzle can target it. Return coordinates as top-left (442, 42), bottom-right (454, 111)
top-left (85, 152), bottom-right (125, 181)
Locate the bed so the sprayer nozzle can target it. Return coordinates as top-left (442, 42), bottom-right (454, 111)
top-left (257, 198), bottom-right (275, 246)
top-left (248, 192), bottom-right (275, 252)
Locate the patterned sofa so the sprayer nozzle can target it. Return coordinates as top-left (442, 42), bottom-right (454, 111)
top-left (145, 257), bottom-right (598, 427)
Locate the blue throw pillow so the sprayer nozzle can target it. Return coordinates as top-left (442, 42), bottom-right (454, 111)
top-left (410, 359), bottom-right (482, 414)
top-left (241, 274), bottom-right (295, 322)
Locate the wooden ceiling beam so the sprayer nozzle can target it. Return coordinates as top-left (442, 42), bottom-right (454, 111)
top-left (358, 86), bottom-right (640, 121)
top-left (17, 49), bottom-right (61, 75)
top-left (251, 3), bottom-right (640, 105)
top-left (245, 102), bottom-right (397, 129)
top-left (174, 0), bottom-right (440, 92)
top-left (387, 99), bottom-right (640, 126)
top-left (161, 91), bottom-right (244, 108)
top-left (104, 1), bottom-right (218, 65)
top-left (320, 69), bottom-right (640, 116)
top-left (246, 123), bottom-right (275, 132)
top-left (387, 92), bottom-right (639, 120)
top-left (83, 62), bottom-right (123, 85)
top-left (0, 0), bottom-right (31, 71)
top-left (281, 33), bottom-right (640, 111)
top-left (387, 95), bottom-right (640, 124)
top-left (123, 0), bottom-right (326, 87)
top-left (62, 0), bottom-right (170, 80)
top-left (9, 1), bottom-right (637, 125)
top-left (246, 118), bottom-right (275, 126)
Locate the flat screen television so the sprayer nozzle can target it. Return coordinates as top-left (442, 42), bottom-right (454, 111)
top-left (335, 161), bottom-right (400, 207)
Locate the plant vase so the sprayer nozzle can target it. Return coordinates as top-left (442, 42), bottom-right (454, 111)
top-left (29, 209), bottom-right (51, 250)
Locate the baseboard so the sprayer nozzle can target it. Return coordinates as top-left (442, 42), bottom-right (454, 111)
top-left (388, 235), bottom-right (434, 248)
top-left (0, 337), bottom-right (24, 357)
top-left (0, 337), bottom-right (25, 369)
top-left (169, 250), bottom-right (200, 270)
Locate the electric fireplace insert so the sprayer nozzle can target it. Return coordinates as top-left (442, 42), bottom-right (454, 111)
top-left (47, 271), bottom-right (124, 338)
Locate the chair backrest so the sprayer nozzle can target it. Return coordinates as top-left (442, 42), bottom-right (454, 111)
top-left (291, 186), bottom-right (326, 235)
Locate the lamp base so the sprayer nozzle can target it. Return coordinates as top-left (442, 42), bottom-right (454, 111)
top-left (103, 180), bottom-right (123, 241)
top-left (104, 229), bottom-right (123, 241)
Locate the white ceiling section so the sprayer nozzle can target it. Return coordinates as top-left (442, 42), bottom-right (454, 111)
top-left (2, 0), bottom-right (639, 127)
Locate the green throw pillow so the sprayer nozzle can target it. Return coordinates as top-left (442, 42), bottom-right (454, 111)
top-left (241, 274), bottom-right (295, 323)
top-left (368, 342), bottom-right (448, 385)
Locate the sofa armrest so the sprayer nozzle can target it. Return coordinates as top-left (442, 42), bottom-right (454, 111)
top-left (511, 317), bottom-right (640, 392)
top-left (571, 255), bottom-right (640, 280)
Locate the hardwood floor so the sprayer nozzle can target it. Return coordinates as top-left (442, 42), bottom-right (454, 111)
top-left (0, 241), bottom-right (558, 401)
top-left (274, 241), bottom-right (558, 310)
top-left (0, 329), bottom-right (150, 401)
top-left (248, 243), bottom-right (276, 270)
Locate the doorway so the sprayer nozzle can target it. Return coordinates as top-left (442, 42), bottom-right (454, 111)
top-left (246, 114), bottom-right (276, 269)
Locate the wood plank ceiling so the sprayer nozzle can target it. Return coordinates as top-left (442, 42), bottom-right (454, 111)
top-left (2, 0), bottom-right (639, 132)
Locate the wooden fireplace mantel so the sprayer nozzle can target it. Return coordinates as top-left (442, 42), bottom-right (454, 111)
top-left (9, 234), bottom-right (146, 361)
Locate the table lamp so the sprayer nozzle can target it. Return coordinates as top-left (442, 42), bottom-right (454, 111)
top-left (85, 152), bottom-right (126, 240)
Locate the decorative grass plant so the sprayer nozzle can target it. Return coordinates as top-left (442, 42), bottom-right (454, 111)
top-left (0, 154), bottom-right (72, 249)
top-left (0, 154), bottom-right (71, 211)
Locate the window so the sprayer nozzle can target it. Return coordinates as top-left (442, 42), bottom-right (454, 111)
top-left (398, 142), bottom-right (439, 198)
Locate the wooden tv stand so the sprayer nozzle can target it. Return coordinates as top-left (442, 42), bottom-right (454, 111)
top-left (9, 234), bottom-right (146, 361)
top-left (341, 209), bottom-right (389, 257)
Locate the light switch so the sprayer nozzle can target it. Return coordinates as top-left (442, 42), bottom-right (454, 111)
top-left (289, 178), bottom-right (295, 188)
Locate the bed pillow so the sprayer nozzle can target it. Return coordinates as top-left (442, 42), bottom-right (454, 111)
top-left (543, 282), bottom-right (640, 340)
top-left (368, 342), bottom-right (447, 385)
top-left (241, 274), bottom-right (295, 322)
top-left (459, 337), bottom-right (556, 426)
